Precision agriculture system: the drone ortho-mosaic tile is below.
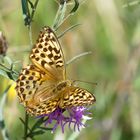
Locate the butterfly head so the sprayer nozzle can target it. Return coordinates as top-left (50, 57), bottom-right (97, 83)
top-left (54, 80), bottom-right (72, 92)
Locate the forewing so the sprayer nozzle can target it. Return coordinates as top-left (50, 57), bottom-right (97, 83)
top-left (30, 26), bottom-right (66, 81)
top-left (59, 87), bottom-right (96, 108)
top-left (16, 65), bottom-right (55, 106)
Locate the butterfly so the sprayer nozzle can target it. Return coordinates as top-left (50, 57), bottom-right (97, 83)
top-left (16, 26), bottom-right (96, 116)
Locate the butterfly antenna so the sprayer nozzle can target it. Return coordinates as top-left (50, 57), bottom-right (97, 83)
top-left (72, 79), bottom-right (97, 86)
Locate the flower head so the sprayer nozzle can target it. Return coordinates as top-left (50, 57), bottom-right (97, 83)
top-left (38, 106), bottom-right (92, 133)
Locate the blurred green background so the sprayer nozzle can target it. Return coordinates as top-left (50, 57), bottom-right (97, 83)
top-left (0, 0), bottom-right (140, 140)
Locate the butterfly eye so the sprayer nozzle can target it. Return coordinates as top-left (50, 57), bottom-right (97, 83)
top-left (57, 82), bottom-right (67, 91)
top-left (52, 89), bottom-right (56, 93)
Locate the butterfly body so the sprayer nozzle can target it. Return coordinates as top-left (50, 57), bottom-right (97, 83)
top-left (16, 26), bottom-right (96, 116)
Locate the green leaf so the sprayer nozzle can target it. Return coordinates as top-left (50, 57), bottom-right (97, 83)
top-left (58, 23), bottom-right (81, 38)
top-left (21, 0), bottom-right (31, 26)
top-left (70, 0), bottom-right (79, 13)
top-left (6, 71), bottom-right (17, 81)
top-left (4, 56), bottom-right (13, 66)
top-left (53, 2), bottom-right (67, 29)
top-left (31, 118), bottom-right (46, 132)
top-left (28, 130), bottom-right (45, 138)
top-left (0, 68), bottom-right (17, 81)
top-left (0, 69), bottom-right (9, 79)
top-left (38, 127), bottom-right (52, 131)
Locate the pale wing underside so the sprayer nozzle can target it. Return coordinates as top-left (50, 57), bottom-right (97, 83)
top-left (59, 87), bottom-right (96, 108)
top-left (26, 98), bottom-right (59, 116)
top-left (30, 26), bottom-right (66, 81)
top-left (16, 65), bottom-right (56, 106)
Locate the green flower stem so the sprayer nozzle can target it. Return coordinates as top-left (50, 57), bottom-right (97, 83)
top-left (28, 0), bottom-right (39, 48)
top-left (28, 25), bottom-right (33, 48)
top-left (24, 112), bottom-right (29, 140)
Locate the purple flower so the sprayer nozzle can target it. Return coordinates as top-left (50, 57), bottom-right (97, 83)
top-left (38, 106), bottom-right (92, 133)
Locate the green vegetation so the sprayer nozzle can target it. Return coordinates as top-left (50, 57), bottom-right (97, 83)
top-left (0, 0), bottom-right (140, 140)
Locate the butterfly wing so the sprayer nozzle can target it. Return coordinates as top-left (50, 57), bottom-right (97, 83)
top-left (30, 26), bottom-right (66, 81)
top-left (59, 86), bottom-right (96, 108)
top-left (16, 65), bottom-right (52, 104)
top-left (26, 98), bottom-right (59, 116)
top-left (16, 65), bottom-right (60, 115)
top-left (16, 26), bottom-right (67, 116)
top-left (16, 26), bottom-right (95, 116)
